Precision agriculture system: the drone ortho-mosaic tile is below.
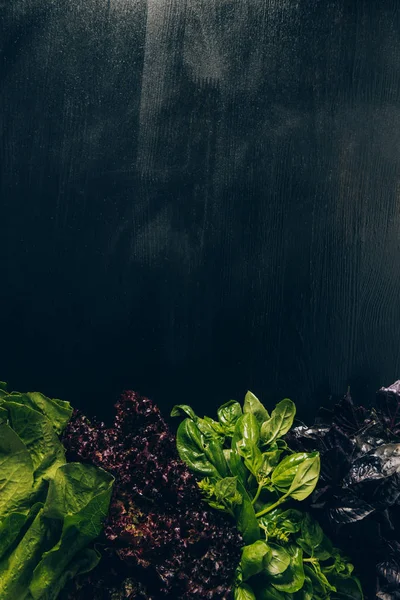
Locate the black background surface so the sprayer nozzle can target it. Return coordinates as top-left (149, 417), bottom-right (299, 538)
top-left (1, 0), bottom-right (400, 422)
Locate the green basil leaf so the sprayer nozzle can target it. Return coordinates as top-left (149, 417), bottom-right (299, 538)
top-left (214, 477), bottom-right (242, 506)
top-left (287, 454), bottom-right (320, 501)
top-left (264, 542), bottom-right (291, 575)
top-left (331, 577), bottom-right (363, 599)
top-left (311, 534), bottom-right (333, 561)
top-left (234, 583), bottom-right (257, 600)
top-left (206, 439), bottom-right (229, 478)
top-left (328, 549), bottom-right (354, 578)
top-left (234, 414), bottom-right (260, 446)
top-left (296, 537), bottom-right (313, 556)
top-left (197, 416), bottom-right (225, 441)
top-left (241, 540), bottom-right (271, 580)
top-left (231, 414), bottom-right (261, 481)
top-left (224, 448), bottom-right (248, 487)
top-left (258, 448), bottom-right (283, 480)
top-left (304, 565), bottom-right (327, 596)
top-left (171, 406), bottom-right (225, 443)
top-left (270, 545), bottom-right (305, 593)
top-left (305, 559), bottom-right (336, 593)
top-left (207, 500), bottom-right (228, 511)
top-left (224, 448), bottom-right (233, 468)
top-left (170, 404), bottom-right (197, 420)
top-left (271, 453), bottom-right (313, 491)
top-left (276, 439), bottom-right (289, 452)
top-left (259, 507), bottom-right (302, 526)
top-left (294, 576), bottom-right (313, 600)
top-left (260, 399), bottom-right (296, 446)
top-left (251, 580), bottom-right (288, 600)
top-left (229, 447), bottom-right (248, 486)
top-left (243, 391), bottom-right (270, 424)
top-left (215, 476), bottom-right (236, 499)
top-left (237, 440), bottom-right (263, 478)
top-left (276, 509), bottom-right (304, 533)
top-left (301, 513), bottom-right (323, 549)
top-left (218, 400), bottom-right (242, 435)
top-left (232, 416), bottom-right (244, 453)
top-left (235, 480), bottom-right (260, 545)
top-left (176, 419), bottom-right (220, 478)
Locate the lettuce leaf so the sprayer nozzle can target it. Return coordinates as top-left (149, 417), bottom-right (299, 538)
top-left (0, 505), bottom-right (49, 600)
top-left (0, 502), bottom-right (43, 562)
top-left (0, 421), bottom-right (34, 517)
top-left (0, 384), bottom-right (113, 599)
top-left (5, 401), bottom-right (66, 498)
top-left (33, 548), bottom-right (101, 600)
top-left (4, 392), bottom-right (72, 435)
top-left (29, 463), bottom-right (113, 599)
top-left (0, 462), bottom-right (114, 600)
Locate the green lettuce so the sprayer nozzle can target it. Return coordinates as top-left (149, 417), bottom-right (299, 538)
top-left (0, 383), bottom-right (113, 599)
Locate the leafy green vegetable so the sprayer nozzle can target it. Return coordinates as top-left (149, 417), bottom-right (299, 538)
top-left (198, 476), bottom-right (243, 516)
top-left (172, 391), bottom-right (362, 600)
top-left (218, 400), bottom-right (243, 435)
top-left (235, 582), bottom-right (257, 600)
top-left (6, 401), bottom-right (65, 490)
top-left (251, 583), bottom-right (287, 600)
top-left (0, 422), bottom-right (34, 516)
top-left (170, 404), bottom-right (198, 420)
top-left (0, 382), bottom-right (113, 599)
top-left (271, 453), bottom-right (312, 491)
top-left (286, 454), bottom-right (320, 501)
top-left (236, 413), bottom-right (261, 446)
top-left (34, 548), bottom-right (101, 600)
top-left (231, 422), bottom-right (253, 486)
top-left (235, 480), bottom-right (261, 544)
top-left (258, 447), bottom-right (283, 480)
top-left (260, 399), bottom-right (296, 446)
top-left (244, 392), bottom-right (270, 424)
top-left (0, 502), bottom-right (43, 563)
top-left (264, 543), bottom-right (291, 576)
top-left (332, 577), bottom-right (364, 599)
top-left (312, 535), bottom-right (333, 561)
top-left (215, 476), bottom-right (241, 503)
top-left (5, 392), bottom-right (72, 435)
top-left (0, 505), bottom-right (49, 599)
top-left (241, 540), bottom-right (271, 580)
top-left (0, 512), bottom-right (29, 561)
top-left (29, 463), bottom-right (113, 599)
top-left (300, 513), bottom-right (323, 550)
top-left (269, 545), bottom-right (305, 593)
top-left (176, 419), bottom-right (222, 478)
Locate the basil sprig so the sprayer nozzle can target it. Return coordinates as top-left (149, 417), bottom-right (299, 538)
top-left (172, 392), bottom-right (363, 600)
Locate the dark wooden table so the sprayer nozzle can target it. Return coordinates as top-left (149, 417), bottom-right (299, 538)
top-left (1, 1), bottom-right (400, 422)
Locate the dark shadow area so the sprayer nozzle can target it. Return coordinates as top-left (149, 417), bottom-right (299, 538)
top-left (1, 1), bottom-right (400, 424)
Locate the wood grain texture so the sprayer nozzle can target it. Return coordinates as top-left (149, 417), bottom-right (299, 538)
top-left (1, 0), bottom-right (400, 420)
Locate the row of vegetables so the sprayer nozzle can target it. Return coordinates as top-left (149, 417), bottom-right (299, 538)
top-left (0, 378), bottom-right (399, 599)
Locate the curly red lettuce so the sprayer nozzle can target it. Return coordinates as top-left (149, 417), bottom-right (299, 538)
top-left (61, 391), bottom-right (243, 599)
